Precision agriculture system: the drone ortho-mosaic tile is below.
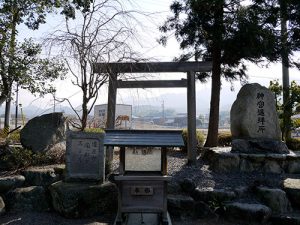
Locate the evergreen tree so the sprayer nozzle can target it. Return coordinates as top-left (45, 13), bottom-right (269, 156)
top-left (251, 0), bottom-right (300, 139)
top-left (160, 0), bottom-right (278, 146)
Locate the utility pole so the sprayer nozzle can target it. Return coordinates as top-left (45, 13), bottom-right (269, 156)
top-left (162, 100), bottom-right (165, 125)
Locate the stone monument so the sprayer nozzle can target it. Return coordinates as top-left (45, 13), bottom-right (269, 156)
top-left (65, 131), bottom-right (105, 182)
top-left (20, 112), bottom-right (66, 152)
top-left (230, 83), bottom-right (289, 154)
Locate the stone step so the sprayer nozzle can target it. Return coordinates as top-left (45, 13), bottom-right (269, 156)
top-left (167, 194), bottom-right (195, 218)
top-left (22, 167), bottom-right (61, 186)
top-left (5, 186), bottom-right (50, 212)
top-left (191, 187), bottom-right (237, 203)
top-left (283, 178), bottom-right (300, 208)
top-left (270, 213), bottom-right (300, 225)
top-left (224, 202), bottom-right (272, 223)
top-left (0, 175), bottom-right (25, 193)
top-left (255, 186), bottom-right (292, 213)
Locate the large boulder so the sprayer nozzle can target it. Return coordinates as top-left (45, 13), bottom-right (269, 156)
top-left (231, 83), bottom-right (288, 154)
top-left (20, 113), bottom-right (66, 152)
top-left (49, 181), bottom-right (117, 218)
top-left (191, 187), bottom-right (236, 203)
top-left (0, 175), bottom-right (25, 193)
top-left (5, 186), bottom-right (50, 212)
top-left (0, 196), bottom-right (5, 215)
top-left (255, 186), bottom-right (291, 213)
top-left (225, 202), bottom-right (272, 223)
top-left (22, 167), bottom-right (61, 186)
top-left (167, 194), bottom-right (195, 218)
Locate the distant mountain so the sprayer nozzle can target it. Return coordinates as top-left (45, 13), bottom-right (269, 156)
top-left (0, 104), bottom-right (77, 119)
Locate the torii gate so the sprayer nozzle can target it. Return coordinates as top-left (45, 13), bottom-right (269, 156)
top-left (93, 61), bottom-right (212, 163)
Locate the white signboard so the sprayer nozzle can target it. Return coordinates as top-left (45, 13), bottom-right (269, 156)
top-left (125, 148), bottom-right (161, 172)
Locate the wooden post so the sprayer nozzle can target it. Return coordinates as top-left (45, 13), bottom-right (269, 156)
top-left (187, 71), bottom-right (197, 163)
top-left (106, 72), bottom-right (117, 162)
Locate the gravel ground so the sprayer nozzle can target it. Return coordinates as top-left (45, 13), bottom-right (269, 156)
top-left (112, 148), bottom-right (298, 191)
top-left (1, 148), bottom-right (299, 225)
top-left (0, 212), bottom-right (253, 225)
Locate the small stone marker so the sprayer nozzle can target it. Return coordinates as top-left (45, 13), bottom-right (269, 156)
top-left (65, 131), bottom-right (105, 182)
top-left (231, 83), bottom-right (289, 153)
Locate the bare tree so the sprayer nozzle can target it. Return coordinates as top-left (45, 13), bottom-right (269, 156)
top-left (45, 0), bottom-right (144, 130)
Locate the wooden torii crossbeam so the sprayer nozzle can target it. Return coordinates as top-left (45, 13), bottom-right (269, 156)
top-left (93, 61), bottom-right (212, 163)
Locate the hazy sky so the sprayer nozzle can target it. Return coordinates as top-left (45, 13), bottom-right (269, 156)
top-left (10, 0), bottom-right (300, 116)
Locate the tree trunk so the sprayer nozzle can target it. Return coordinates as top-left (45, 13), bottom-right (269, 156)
top-left (4, 98), bottom-right (11, 135)
top-left (4, 1), bottom-right (18, 132)
top-left (204, 1), bottom-right (223, 147)
top-left (81, 99), bottom-right (88, 131)
top-left (204, 54), bottom-right (222, 147)
top-left (280, 0), bottom-right (291, 140)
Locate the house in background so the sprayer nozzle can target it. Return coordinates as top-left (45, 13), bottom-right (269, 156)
top-left (93, 104), bottom-right (132, 129)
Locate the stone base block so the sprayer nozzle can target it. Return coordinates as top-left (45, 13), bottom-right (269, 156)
top-left (232, 139), bottom-right (289, 154)
top-left (202, 147), bottom-right (300, 174)
top-left (49, 181), bottom-right (117, 218)
top-left (225, 202), bottom-right (272, 223)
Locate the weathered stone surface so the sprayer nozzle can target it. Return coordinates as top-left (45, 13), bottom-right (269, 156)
top-left (20, 112), bottom-right (66, 152)
top-left (52, 164), bottom-right (65, 176)
top-left (0, 196), bottom-right (5, 215)
top-left (194, 201), bottom-right (217, 219)
top-left (231, 83), bottom-right (281, 140)
top-left (270, 213), bottom-right (300, 225)
top-left (234, 186), bottom-right (249, 198)
top-left (192, 188), bottom-right (236, 203)
top-left (263, 160), bottom-right (283, 174)
top-left (232, 139), bottom-right (289, 154)
top-left (202, 148), bottom-right (240, 172)
top-left (49, 181), bottom-right (117, 218)
top-left (65, 131), bottom-right (105, 182)
top-left (167, 182), bottom-right (181, 194)
top-left (283, 178), bottom-right (300, 208)
top-left (255, 186), bottom-right (291, 213)
top-left (203, 148), bottom-right (299, 174)
top-left (22, 167), bottom-right (61, 186)
top-left (0, 175), bottom-right (25, 193)
top-left (168, 194), bottom-right (195, 217)
top-left (5, 186), bottom-right (50, 212)
top-left (225, 202), bottom-right (272, 223)
top-left (240, 159), bottom-right (255, 172)
top-left (179, 178), bottom-right (196, 194)
top-left (287, 160), bottom-right (300, 174)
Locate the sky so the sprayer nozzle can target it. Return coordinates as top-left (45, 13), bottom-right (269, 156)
top-left (6, 0), bottom-right (300, 117)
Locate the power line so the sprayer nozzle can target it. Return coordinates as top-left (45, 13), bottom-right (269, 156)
top-left (37, 90), bottom-right (82, 116)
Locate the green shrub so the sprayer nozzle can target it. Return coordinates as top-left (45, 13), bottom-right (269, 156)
top-left (0, 145), bottom-right (65, 170)
top-left (286, 138), bottom-right (300, 151)
top-left (84, 128), bottom-right (104, 133)
top-left (292, 118), bottom-right (300, 129)
top-left (0, 147), bottom-right (33, 170)
top-left (7, 130), bottom-right (21, 143)
top-left (181, 129), bottom-right (205, 152)
top-left (218, 132), bottom-right (232, 147)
